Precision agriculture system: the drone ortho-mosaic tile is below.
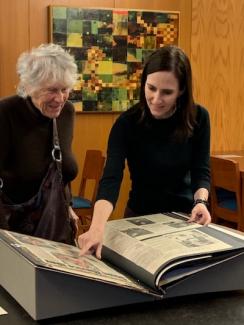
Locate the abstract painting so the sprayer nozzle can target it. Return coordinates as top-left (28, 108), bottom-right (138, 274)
top-left (49, 7), bottom-right (180, 112)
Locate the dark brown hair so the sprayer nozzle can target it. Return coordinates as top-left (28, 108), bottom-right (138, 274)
top-left (139, 45), bottom-right (196, 140)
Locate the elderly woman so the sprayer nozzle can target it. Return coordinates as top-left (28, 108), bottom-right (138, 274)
top-left (0, 43), bottom-right (79, 244)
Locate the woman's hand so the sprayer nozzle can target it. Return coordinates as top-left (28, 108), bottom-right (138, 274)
top-left (78, 226), bottom-right (104, 259)
top-left (189, 203), bottom-right (211, 225)
top-left (77, 199), bottom-right (113, 258)
top-left (69, 206), bottom-right (80, 237)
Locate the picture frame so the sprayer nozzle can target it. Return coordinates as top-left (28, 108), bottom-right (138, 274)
top-left (49, 6), bottom-right (180, 113)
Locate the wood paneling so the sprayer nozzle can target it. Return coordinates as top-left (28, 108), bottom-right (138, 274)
top-left (0, 0), bottom-right (29, 97)
top-left (191, 0), bottom-right (244, 152)
top-left (0, 0), bottom-right (191, 219)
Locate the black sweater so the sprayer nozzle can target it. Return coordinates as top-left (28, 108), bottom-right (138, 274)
top-left (0, 95), bottom-right (78, 203)
top-left (97, 104), bottom-right (210, 214)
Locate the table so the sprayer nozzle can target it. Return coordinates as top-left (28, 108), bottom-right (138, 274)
top-left (1, 285), bottom-right (244, 325)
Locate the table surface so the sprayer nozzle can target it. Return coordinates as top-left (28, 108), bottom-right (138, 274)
top-left (1, 286), bottom-right (244, 325)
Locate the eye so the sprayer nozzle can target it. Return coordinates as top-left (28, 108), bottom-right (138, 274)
top-left (147, 84), bottom-right (157, 92)
top-left (162, 89), bottom-right (174, 95)
top-left (46, 88), bottom-right (57, 93)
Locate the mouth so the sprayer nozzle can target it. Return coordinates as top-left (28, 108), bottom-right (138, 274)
top-left (48, 104), bottom-right (63, 111)
top-left (45, 105), bottom-right (63, 117)
top-left (151, 105), bottom-right (165, 111)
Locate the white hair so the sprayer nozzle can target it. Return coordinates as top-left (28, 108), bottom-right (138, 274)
top-left (16, 43), bottom-right (78, 98)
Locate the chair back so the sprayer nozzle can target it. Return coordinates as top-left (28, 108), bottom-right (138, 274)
top-left (73, 150), bottom-right (105, 234)
top-left (210, 156), bottom-right (243, 230)
top-left (78, 150), bottom-right (105, 203)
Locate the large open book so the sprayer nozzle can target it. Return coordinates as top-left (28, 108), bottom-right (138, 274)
top-left (1, 212), bottom-right (244, 320)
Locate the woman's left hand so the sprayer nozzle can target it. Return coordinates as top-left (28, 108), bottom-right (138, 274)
top-left (69, 206), bottom-right (80, 236)
top-left (188, 203), bottom-right (211, 225)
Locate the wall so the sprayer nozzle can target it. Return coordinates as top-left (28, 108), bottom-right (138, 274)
top-left (191, 0), bottom-right (244, 151)
top-left (0, 0), bottom-right (191, 218)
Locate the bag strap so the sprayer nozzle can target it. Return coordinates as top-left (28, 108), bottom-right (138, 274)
top-left (52, 118), bottom-right (62, 175)
top-left (52, 119), bottom-right (71, 206)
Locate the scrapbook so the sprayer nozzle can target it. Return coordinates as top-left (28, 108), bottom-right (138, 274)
top-left (1, 212), bottom-right (244, 320)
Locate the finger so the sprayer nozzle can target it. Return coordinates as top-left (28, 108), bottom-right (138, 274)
top-left (196, 214), bottom-right (211, 225)
top-left (79, 245), bottom-right (91, 256)
top-left (78, 240), bottom-right (90, 256)
top-left (188, 214), bottom-right (195, 222)
top-left (77, 236), bottom-right (84, 249)
top-left (95, 243), bottom-right (102, 260)
top-left (189, 213), bottom-right (202, 223)
top-left (203, 216), bottom-right (211, 225)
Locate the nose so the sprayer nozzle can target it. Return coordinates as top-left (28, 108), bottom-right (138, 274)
top-left (53, 90), bottom-right (66, 102)
top-left (151, 91), bottom-right (163, 104)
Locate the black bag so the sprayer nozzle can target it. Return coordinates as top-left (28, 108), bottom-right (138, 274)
top-left (0, 119), bottom-right (75, 245)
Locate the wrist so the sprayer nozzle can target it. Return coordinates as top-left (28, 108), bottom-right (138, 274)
top-left (90, 218), bottom-right (106, 233)
top-left (193, 198), bottom-right (208, 208)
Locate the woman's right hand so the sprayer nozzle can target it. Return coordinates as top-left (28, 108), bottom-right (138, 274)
top-left (78, 226), bottom-right (104, 259)
top-left (78, 199), bottom-right (113, 259)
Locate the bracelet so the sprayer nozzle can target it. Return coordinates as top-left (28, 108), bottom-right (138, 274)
top-left (193, 199), bottom-right (208, 207)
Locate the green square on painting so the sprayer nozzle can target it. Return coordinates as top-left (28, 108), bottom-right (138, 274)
top-left (112, 88), bottom-right (127, 101)
top-left (53, 7), bottom-right (67, 19)
top-left (68, 20), bottom-right (83, 33)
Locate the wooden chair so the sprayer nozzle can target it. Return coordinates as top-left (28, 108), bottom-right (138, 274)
top-left (210, 156), bottom-right (243, 230)
top-left (72, 150), bottom-right (105, 233)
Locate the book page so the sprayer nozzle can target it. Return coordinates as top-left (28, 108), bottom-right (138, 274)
top-left (0, 230), bottom-right (151, 294)
top-left (209, 223), bottom-right (244, 240)
top-left (157, 250), bottom-right (244, 286)
top-left (104, 213), bottom-right (232, 275)
top-left (0, 307), bottom-right (8, 316)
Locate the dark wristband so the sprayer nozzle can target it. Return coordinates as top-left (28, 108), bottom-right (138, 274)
top-left (193, 199), bottom-right (208, 207)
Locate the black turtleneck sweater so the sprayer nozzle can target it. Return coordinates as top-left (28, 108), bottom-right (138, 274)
top-left (0, 95), bottom-right (78, 203)
top-left (97, 104), bottom-right (210, 214)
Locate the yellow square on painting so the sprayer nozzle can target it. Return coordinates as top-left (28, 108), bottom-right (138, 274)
top-left (73, 101), bottom-right (83, 112)
top-left (67, 33), bottom-right (82, 47)
top-left (97, 61), bottom-right (113, 74)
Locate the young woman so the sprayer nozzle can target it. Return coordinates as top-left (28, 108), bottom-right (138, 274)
top-left (78, 45), bottom-right (211, 257)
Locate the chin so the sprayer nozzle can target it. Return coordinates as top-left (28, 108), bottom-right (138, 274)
top-left (152, 112), bottom-right (164, 119)
top-left (47, 110), bottom-right (62, 119)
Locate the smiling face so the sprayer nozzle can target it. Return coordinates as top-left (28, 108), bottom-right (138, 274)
top-left (30, 82), bottom-right (70, 119)
top-left (145, 71), bottom-right (181, 119)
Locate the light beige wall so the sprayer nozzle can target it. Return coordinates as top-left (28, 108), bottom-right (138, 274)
top-left (0, 0), bottom-right (191, 218)
top-left (191, 0), bottom-right (244, 152)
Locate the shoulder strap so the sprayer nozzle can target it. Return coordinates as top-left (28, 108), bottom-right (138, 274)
top-left (52, 118), bottom-right (62, 174)
top-left (52, 119), bottom-right (71, 204)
